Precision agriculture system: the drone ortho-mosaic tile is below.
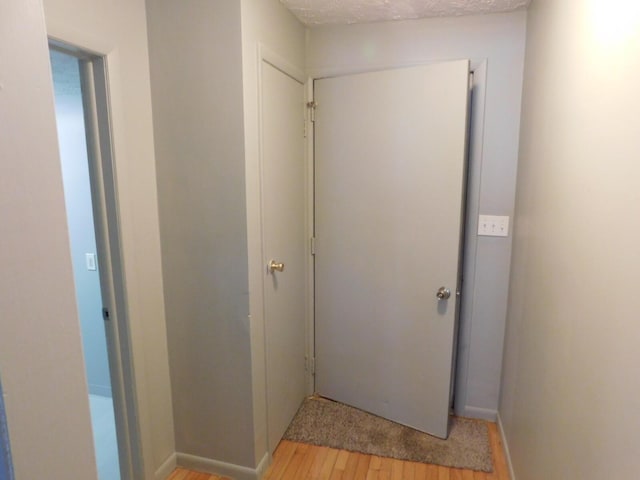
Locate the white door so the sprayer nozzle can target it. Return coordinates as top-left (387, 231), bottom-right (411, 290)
top-left (314, 61), bottom-right (470, 439)
top-left (261, 60), bottom-right (308, 452)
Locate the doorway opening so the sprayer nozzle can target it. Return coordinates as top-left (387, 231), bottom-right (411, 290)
top-left (48, 43), bottom-right (141, 480)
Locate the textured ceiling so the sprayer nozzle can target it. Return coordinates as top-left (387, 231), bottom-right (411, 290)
top-left (281, 0), bottom-right (531, 26)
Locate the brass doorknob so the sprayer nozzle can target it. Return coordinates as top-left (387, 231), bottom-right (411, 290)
top-left (269, 260), bottom-right (285, 273)
top-left (436, 287), bottom-right (451, 300)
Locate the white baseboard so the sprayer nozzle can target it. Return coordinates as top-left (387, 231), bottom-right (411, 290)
top-left (497, 413), bottom-right (516, 480)
top-left (255, 452), bottom-right (270, 479)
top-left (155, 452), bottom-right (177, 480)
top-left (462, 406), bottom-right (497, 421)
top-left (176, 451), bottom-right (270, 480)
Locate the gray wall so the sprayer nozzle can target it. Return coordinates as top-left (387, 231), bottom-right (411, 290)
top-left (499, 1), bottom-right (640, 478)
top-left (0, 1), bottom-right (98, 478)
top-left (146, 0), bottom-right (255, 468)
top-left (240, 0), bottom-right (307, 465)
top-left (50, 50), bottom-right (112, 398)
top-left (306, 11), bottom-right (527, 419)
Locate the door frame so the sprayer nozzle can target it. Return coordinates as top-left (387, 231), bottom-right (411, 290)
top-left (48, 39), bottom-right (143, 480)
top-left (304, 60), bottom-right (488, 416)
top-left (256, 45), bottom-right (313, 455)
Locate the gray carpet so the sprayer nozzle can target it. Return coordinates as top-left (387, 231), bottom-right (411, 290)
top-left (283, 397), bottom-right (493, 472)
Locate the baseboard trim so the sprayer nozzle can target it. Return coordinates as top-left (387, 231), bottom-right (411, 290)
top-left (176, 452), bottom-right (268, 480)
top-left (254, 452), bottom-right (270, 479)
top-left (462, 406), bottom-right (497, 421)
top-left (155, 452), bottom-right (177, 480)
top-left (497, 413), bottom-right (516, 480)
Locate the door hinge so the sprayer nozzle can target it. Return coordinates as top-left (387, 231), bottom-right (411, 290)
top-left (307, 101), bottom-right (317, 123)
top-left (306, 356), bottom-right (316, 375)
top-left (102, 307), bottom-right (111, 321)
top-left (310, 236), bottom-right (316, 255)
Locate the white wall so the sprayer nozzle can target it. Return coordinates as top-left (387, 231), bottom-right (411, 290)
top-left (146, 0), bottom-right (257, 472)
top-left (240, 0), bottom-right (306, 468)
top-left (44, 0), bottom-right (175, 478)
top-left (0, 1), bottom-right (97, 478)
top-left (499, 1), bottom-right (640, 478)
top-left (306, 12), bottom-right (527, 419)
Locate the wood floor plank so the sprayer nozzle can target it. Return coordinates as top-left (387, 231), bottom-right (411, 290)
top-left (168, 468), bottom-right (189, 480)
top-left (449, 468), bottom-right (464, 480)
top-left (365, 469), bottom-right (379, 480)
top-left (307, 446), bottom-right (331, 479)
top-left (488, 424), bottom-right (510, 480)
top-left (168, 468), bottom-right (229, 480)
top-left (290, 445), bottom-right (324, 479)
top-left (390, 459), bottom-right (404, 480)
top-left (354, 453), bottom-right (372, 480)
top-left (414, 462), bottom-right (427, 480)
top-left (330, 468), bottom-right (344, 480)
top-left (425, 464), bottom-right (439, 480)
top-left (267, 441), bottom-right (298, 480)
top-left (403, 461), bottom-right (415, 480)
top-left (370, 455), bottom-right (382, 471)
top-left (335, 450), bottom-right (350, 471)
top-left (319, 448), bottom-right (340, 479)
top-left (170, 420), bottom-right (509, 480)
top-left (379, 470), bottom-right (391, 480)
top-left (280, 443), bottom-right (310, 480)
top-left (437, 466), bottom-right (450, 480)
top-left (378, 457), bottom-right (392, 480)
top-left (460, 470), bottom-right (474, 480)
top-left (342, 451), bottom-right (360, 480)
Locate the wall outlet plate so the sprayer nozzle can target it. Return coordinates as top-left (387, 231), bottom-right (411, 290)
top-left (478, 215), bottom-right (509, 237)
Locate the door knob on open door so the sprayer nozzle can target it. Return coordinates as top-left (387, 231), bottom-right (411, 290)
top-left (269, 260), bottom-right (285, 273)
top-left (436, 287), bottom-right (451, 300)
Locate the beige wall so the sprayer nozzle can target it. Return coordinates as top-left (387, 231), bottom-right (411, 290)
top-left (240, 0), bottom-right (307, 467)
top-left (146, 0), bottom-right (256, 471)
top-left (44, 0), bottom-right (176, 477)
top-left (147, 0), bottom-right (306, 474)
top-left (0, 0), bottom-right (174, 478)
top-left (0, 2), bottom-right (97, 477)
top-left (500, 1), bottom-right (640, 478)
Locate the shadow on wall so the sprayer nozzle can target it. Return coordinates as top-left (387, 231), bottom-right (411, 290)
top-left (0, 378), bottom-right (14, 480)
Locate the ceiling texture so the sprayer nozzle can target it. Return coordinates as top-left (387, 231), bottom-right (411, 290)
top-left (280, 0), bottom-right (531, 26)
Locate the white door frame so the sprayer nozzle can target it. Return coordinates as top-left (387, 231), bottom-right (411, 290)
top-left (304, 60), bottom-right (488, 415)
top-left (256, 45), bottom-right (313, 454)
top-left (48, 39), bottom-right (143, 480)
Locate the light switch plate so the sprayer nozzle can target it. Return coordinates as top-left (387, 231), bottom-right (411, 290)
top-left (86, 253), bottom-right (97, 271)
top-left (478, 215), bottom-right (509, 237)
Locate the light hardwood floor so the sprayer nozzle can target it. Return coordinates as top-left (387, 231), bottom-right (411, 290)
top-left (168, 420), bottom-right (510, 480)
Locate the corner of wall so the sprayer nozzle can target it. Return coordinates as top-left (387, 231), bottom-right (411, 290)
top-left (154, 453), bottom-right (177, 480)
top-left (175, 452), bottom-right (270, 480)
top-left (496, 412), bottom-right (516, 480)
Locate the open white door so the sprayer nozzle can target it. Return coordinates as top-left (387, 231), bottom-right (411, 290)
top-left (261, 60), bottom-right (308, 452)
top-left (314, 61), bottom-right (470, 439)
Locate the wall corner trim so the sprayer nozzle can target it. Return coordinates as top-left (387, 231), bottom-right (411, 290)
top-left (176, 452), bottom-right (269, 480)
top-left (155, 452), bottom-right (177, 480)
top-left (255, 452), bottom-right (270, 479)
top-left (497, 413), bottom-right (516, 480)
